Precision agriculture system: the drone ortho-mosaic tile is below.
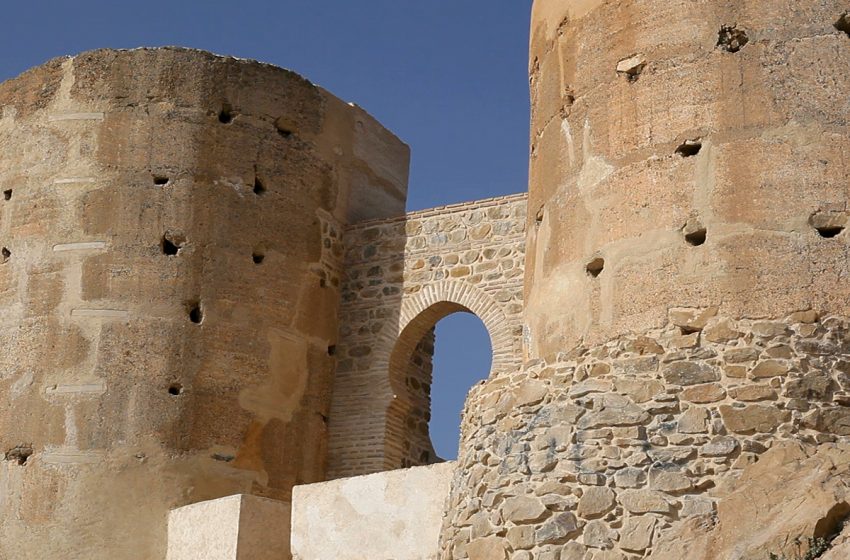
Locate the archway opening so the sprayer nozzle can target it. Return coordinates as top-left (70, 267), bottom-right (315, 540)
top-left (430, 312), bottom-right (492, 460)
top-left (385, 302), bottom-right (493, 469)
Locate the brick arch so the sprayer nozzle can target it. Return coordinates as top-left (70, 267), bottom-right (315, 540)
top-left (326, 193), bottom-right (527, 479)
top-left (378, 282), bottom-right (517, 470)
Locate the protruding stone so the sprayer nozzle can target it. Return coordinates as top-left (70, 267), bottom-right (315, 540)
top-left (669, 307), bottom-right (718, 333)
top-left (578, 395), bottom-right (650, 429)
top-left (513, 380), bottom-right (548, 407)
top-left (467, 536), bottom-right (508, 560)
top-left (583, 519), bottom-right (616, 548)
top-left (503, 496), bottom-right (548, 524)
top-left (663, 362), bottom-right (720, 386)
top-left (577, 487), bottom-right (616, 518)
top-left (649, 467), bottom-right (693, 492)
top-left (678, 406), bottom-right (709, 434)
top-left (719, 405), bottom-right (791, 433)
top-left (700, 436), bottom-right (739, 457)
top-left (536, 512), bottom-right (579, 544)
top-left (750, 360), bottom-right (790, 379)
top-left (619, 490), bottom-right (671, 514)
top-left (620, 516), bottom-right (656, 552)
top-left (681, 383), bottom-right (726, 403)
top-left (615, 468), bottom-right (647, 489)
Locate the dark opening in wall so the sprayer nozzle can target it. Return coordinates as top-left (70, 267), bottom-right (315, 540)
top-left (153, 176), bottom-right (169, 186)
top-left (717, 25), bottom-right (749, 53)
top-left (252, 250), bottom-right (265, 264)
top-left (187, 301), bottom-right (203, 324)
top-left (685, 228), bottom-right (708, 246)
top-left (535, 206), bottom-right (545, 226)
top-left (327, 345), bottom-right (337, 356)
top-left (253, 177), bottom-right (266, 196)
top-left (168, 383), bottom-right (183, 396)
top-left (274, 117), bottom-right (294, 138)
top-left (218, 104), bottom-right (234, 124)
top-left (586, 257), bottom-right (605, 278)
top-left (810, 211), bottom-right (847, 239)
top-left (1, 247), bottom-right (9, 263)
top-left (836, 12), bottom-right (850, 37)
top-left (5, 445), bottom-right (33, 466)
top-left (815, 225), bottom-right (845, 238)
top-left (3, 189), bottom-right (11, 201)
top-left (161, 232), bottom-right (186, 256)
top-left (676, 139), bottom-right (703, 157)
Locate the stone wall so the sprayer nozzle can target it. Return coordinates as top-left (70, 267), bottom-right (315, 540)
top-left (291, 462), bottom-right (455, 560)
top-left (327, 194), bottom-right (527, 478)
top-left (0, 47), bottom-right (408, 560)
top-left (440, 310), bottom-right (850, 559)
top-left (524, 0), bottom-right (850, 357)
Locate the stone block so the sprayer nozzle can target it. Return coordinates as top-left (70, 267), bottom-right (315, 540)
top-left (290, 462), bottom-right (454, 560)
top-left (166, 494), bottom-right (291, 560)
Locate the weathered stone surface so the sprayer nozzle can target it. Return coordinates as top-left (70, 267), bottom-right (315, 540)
top-left (620, 516), bottom-right (656, 552)
top-left (701, 436), bottom-right (739, 457)
top-left (467, 536), bottom-right (509, 560)
top-left (719, 405), bottom-right (791, 434)
top-left (663, 362), bottom-right (720, 386)
top-left (730, 385), bottom-right (777, 402)
top-left (750, 360), bottom-right (791, 379)
top-left (649, 467), bottom-right (692, 492)
top-left (650, 443), bottom-right (850, 560)
top-left (681, 383), bottom-right (726, 404)
top-left (615, 378), bottom-right (665, 404)
top-left (802, 408), bottom-right (850, 436)
top-left (578, 395), bottom-right (649, 429)
top-left (536, 512), bottom-right (579, 544)
top-left (614, 468), bottom-right (647, 489)
top-left (678, 407), bottom-right (709, 434)
top-left (619, 490), bottom-right (670, 514)
top-left (503, 496), bottom-right (548, 524)
top-left (583, 520), bottom-right (616, 548)
top-left (577, 487), bottom-right (616, 518)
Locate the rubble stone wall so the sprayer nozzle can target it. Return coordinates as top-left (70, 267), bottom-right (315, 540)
top-left (328, 194), bottom-right (527, 479)
top-left (440, 310), bottom-right (850, 559)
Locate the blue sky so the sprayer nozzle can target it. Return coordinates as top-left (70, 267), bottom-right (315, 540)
top-left (1, 1), bottom-right (531, 459)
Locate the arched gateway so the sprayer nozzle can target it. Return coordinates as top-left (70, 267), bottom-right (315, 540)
top-left (327, 194), bottom-right (527, 478)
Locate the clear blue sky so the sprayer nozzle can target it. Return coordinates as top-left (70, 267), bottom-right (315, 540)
top-left (0, 1), bottom-right (531, 459)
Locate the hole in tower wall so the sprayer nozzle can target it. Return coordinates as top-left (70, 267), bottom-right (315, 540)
top-left (3, 189), bottom-right (11, 201)
top-left (5, 445), bottom-right (33, 466)
top-left (816, 225), bottom-right (845, 238)
top-left (1, 247), bottom-right (10, 263)
top-left (168, 383), bottom-right (183, 396)
top-left (717, 25), bottom-right (749, 53)
top-left (327, 345), bottom-right (336, 356)
top-left (253, 177), bottom-right (266, 196)
top-left (161, 232), bottom-right (186, 256)
top-left (586, 257), bottom-right (605, 278)
top-left (252, 249), bottom-right (265, 264)
top-left (187, 302), bottom-right (203, 324)
top-left (676, 139), bottom-right (703, 157)
top-left (685, 228), bottom-right (708, 246)
top-left (274, 117), bottom-right (295, 138)
top-left (836, 12), bottom-right (850, 37)
top-left (535, 206), bottom-right (545, 226)
top-left (153, 176), bottom-right (169, 186)
top-left (218, 104), bottom-right (234, 124)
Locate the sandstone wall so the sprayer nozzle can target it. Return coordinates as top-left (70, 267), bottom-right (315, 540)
top-left (440, 1), bottom-right (850, 558)
top-left (0, 47), bottom-right (408, 560)
top-left (525, 0), bottom-right (850, 356)
top-left (328, 194), bottom-right (527, 478)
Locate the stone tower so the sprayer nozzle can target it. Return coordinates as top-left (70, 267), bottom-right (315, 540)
top-left (439, 1), bottom-right (850, 558)
top-left (0, 48), bottom-right (408, 559)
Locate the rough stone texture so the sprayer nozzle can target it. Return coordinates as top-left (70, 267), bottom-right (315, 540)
top-left (328, 194), bottom-right (526, 478)
top-left (166, 494), bottom-right (291, 560)
top-left (290, 462), bottom-right (454, 560)
top-left (0, 47), bottom-right (409, 560)
top-left (524, 0), bottom-right (850, 357)
top-left (439, 313), bottom-right (850, 559)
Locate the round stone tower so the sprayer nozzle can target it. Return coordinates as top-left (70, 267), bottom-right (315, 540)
top-left (440, 2), bottom-right (850, 558)
top-left (0, 48), bottom-right (408, 559)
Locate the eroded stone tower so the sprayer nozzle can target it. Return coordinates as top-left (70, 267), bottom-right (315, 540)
top-left (438, 1), bottom-right (850, 558)
top-left (0, 48), bottom-right (408, 559)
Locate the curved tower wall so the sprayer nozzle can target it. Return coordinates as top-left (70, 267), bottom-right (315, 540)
top-left (525, 0), bottom-right (850, 357)
top-left (0, 48), bottom-right (408, 559)
top-left (440, 2), bottom-right (850, 559)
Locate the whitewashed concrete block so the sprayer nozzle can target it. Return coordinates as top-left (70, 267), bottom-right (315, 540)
top-left (167, 494), bottom-right (291, 560)
top-left (291, 462), bottom-right (455, 560)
